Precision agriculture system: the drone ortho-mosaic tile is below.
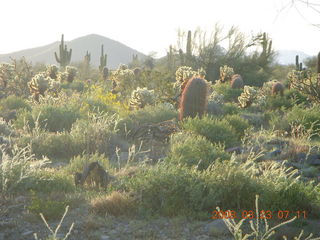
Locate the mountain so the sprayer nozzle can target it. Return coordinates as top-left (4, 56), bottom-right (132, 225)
top-left (275, 50), bottom-right (311, 65)
top-left (0, 34), bottom-right (146, 69)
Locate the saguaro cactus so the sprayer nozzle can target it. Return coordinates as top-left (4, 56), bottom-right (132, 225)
top-left (317, 52), bottom-right (320, 74)
top-left (99, 45), bottom-right (107, 72)
top-left (179, 77), bottom-right (208, 120)
top-left (54, 34), bottom-right (72, 69)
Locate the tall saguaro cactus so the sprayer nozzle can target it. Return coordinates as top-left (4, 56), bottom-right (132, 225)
top-left (317, 52), bottom-right (320, 74)
top-left (54, 34), bottom-right (72, 69)
top-left (99, 45), bottom-right (107, 72)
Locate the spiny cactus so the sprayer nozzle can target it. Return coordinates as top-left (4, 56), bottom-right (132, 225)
top-left (175, 66), bottom-right (196, 83)
top-left (28, 73), bottom-right (51, 102)
top-left (197, 68), bottom-right (206, 79)
top-left (84, 51), bottom-right (91, 64)
top-left (102, 67), bottom-right (109, 80)
top-left (295, 55), bottom-right (303, 71)
top-left (219, 65), bottom-right (234, 83)
top-left (110, 65), bottom-right (135, 94)
top-left (54, 34), bottom-right (72, 69)
top-left (317, 52), bottom-right (320, 74)
top-left (0, 63), bottom-right (14, 88)
top-left (272, 82), bottom-right (284, 96)
top-left (129, 87), bottom-right (155, 110)
top-left (133, 67), bottom-right (142, 76)
top-left (238, 86), bottom-right (258, 108)
top-left (66, 66), bottom-right (77, 83)
top-left (179, 77), bottom-right (208, 120)
top-left (57, 71), bottom-right (68, 82)
top-left (46, 65), bottom-right (59, 80)
top-left (230, 74), bottom-right (244, 89)
top-left (99, 45), bottom-right (107, 72)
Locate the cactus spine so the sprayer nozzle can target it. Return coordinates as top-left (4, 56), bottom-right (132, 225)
top-left (54, 34), bottom-right (72, 69)
top-left (179, 77), bottom-right (208, 120)
top-left (317, 52), bottom-right (320, 74)
top-left (99, 45), bottom-right (107, 72)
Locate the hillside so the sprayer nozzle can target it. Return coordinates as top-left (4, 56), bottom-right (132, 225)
top-left (0, 34), bottom-right (146, 69)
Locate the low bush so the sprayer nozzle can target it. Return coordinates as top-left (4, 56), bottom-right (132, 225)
top-left (167, 132), bottom-right (230, 170)
top-left (224, 114), bottom-right (250, 140)
top-left (181, 115), bottom-right (238, 148)
top-left (212, 83), bottom-right (243, 102)
top-left (0, 95), bottom-right (31, 112)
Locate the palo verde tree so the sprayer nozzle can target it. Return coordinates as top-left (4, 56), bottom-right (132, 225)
top-left (54, 34), bottom-right (72, 69)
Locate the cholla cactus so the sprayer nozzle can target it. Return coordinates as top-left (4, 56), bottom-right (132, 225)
top-left (0, 63), bottom-right (14, 88)
top-left (47, 80), bottom-right (61, 97)
top-left (238, 86), bottom-right (258, 108)
top-left (175, 66), bottom-right (196, 83)
top-left (46, 65), bottom-right (59, 79)
top-left (28, 72), bottom-right (51, 101)
top-left (197, 67), bottom-right (206, 79)
top-left (57, 72), bottom-right (68, 82)
top-left (129, 87), bottom-right (155, 110)
top-left (66, 66), bottom-right (77, 83)
top-left (208, 91), bottom-right (224, 104)
top-left (110, 67), bottom-right (135, 94)
top-left (118, 64), bottom-right (128, 70)
top-left (219, 65), bottom-right (234, 83)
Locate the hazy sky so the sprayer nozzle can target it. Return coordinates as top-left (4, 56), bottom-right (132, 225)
top-left (1, 0), bottom-right (320, 57)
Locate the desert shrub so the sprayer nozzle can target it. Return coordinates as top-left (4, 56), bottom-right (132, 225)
top-left (285, 88), bottom-right (309, 106)
top-left (28, 192), bottom-right (69, 220)
top-left (222, 102), bottom-right (240, 115)
top-left (213, 83), bottom-right (243, 102)
top-left (265, 95), bottom-right (293, 111)
top-left (14, 109), bottom-right (35, 129)
top-left (24, 170), bottom-right (75, 194)
top-left (71, 114), bottom-right (125, 157)
top-left (224, 114), bottom-right (250, 140)
top-left (90, 191), bottom-right (135, 216)
top-left (286, 105), bottom-right (320, 137)
top-left (167, 132), bottom-right (230, 170)
top-left (29, 132), bottom-right (80, 160)
top-left (0, 145), bottom-right (50, 194)
top-left (181, 115), bottom-right (238, 148)
top-left (117, 103), bottom-right (178, 136)
top-left (64, 153), bottom-right (110, 174)
top-left (119, 159), bottom-right (320, 218)
top-left (32, 104), bottom-right (80, 132)
top-left (0, 95), bottom-right (31, 112)
top-left (61, 81), bottom-right (85, 92)
top-left (240, 113), bottom-right (269, 129)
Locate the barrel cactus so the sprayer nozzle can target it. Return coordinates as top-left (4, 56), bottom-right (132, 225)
top-left (179, 77), bottom-right (208, 120)
top-left (46, 65), bottom-right (59, 80)
top-left (230, 74), bottom-right (244, 89)
top-left (28, 73), bottom-right (51, 101)
top-left (271, 82), bottom-right (284, 96)
top-left (129, 87), bottom-right (155, 110)
top-left (238, 86), bottom-right (258, 108)
top-left (219, 65), bottom-right (234, 83)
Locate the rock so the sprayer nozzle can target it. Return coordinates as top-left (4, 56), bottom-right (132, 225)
top-left (206, 219), bottom-right (230, 236)
top-left (21, 230), bottom-right (33, 237)
top-left (0, 221), bottom-right (16, 229)
top-left (225, 146), bottom-right (243, 154)
top-left (100, 235), bottom-right (110, 240)
top-left (306, 154), bottom-right (320, 166)
top-left (294, 152), bottom-right (307, 161)
top-left (266, 139), bottom-right (289, 147)
top-left (269, 149), bottom-right (281, 157)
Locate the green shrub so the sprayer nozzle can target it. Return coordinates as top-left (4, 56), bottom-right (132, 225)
top-left (224, 114), bottom-right (250, 140)
top-left (14, 109), bottom-right (35, 129)
top-left (213, 83), bottom-right (243, 102)
top-left (61, 81), bottom-right (84, 92)
top-left (29, 132), bottom-right (80, 160)
top-left (28, 192), bottom-right (69, 220)
top-left (0, 95), bottom-right (31, 112)
top-left (117, 104), bottom-right (178, 136)
top-left (64, 153), bottom-right (110, 174)
top-left (71, 114), bottom-right (125, 157)
top-left (222, 102), bottom-right (240, 115)
top-left (285, 88), bottom-right (309, 106)
top-left (167, 132), bottom-right (230, 170)
top-left (265, 95), bottom-right (293, 111)
top-left (286, 105), bottom-right (320, 136)
top-left (32, 105), bottom-right (80, 132)
top-left (181, 115), bottom-right (238, 148)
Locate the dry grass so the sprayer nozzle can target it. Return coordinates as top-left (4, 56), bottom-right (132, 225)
top-left (90, 191), bottom-right (135, 217)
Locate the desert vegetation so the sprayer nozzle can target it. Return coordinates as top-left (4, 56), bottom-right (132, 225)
top-left (1, 28), bottom-right (320, 240)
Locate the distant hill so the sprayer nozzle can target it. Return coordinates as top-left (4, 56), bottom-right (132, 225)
top-left (276, 50), bottom-right (311, 65)
top-left (0, 34), bottom-right (146, 69)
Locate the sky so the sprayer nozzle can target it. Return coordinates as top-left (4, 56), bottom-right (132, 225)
top-left (1, 0), bottom-right (320, 57)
